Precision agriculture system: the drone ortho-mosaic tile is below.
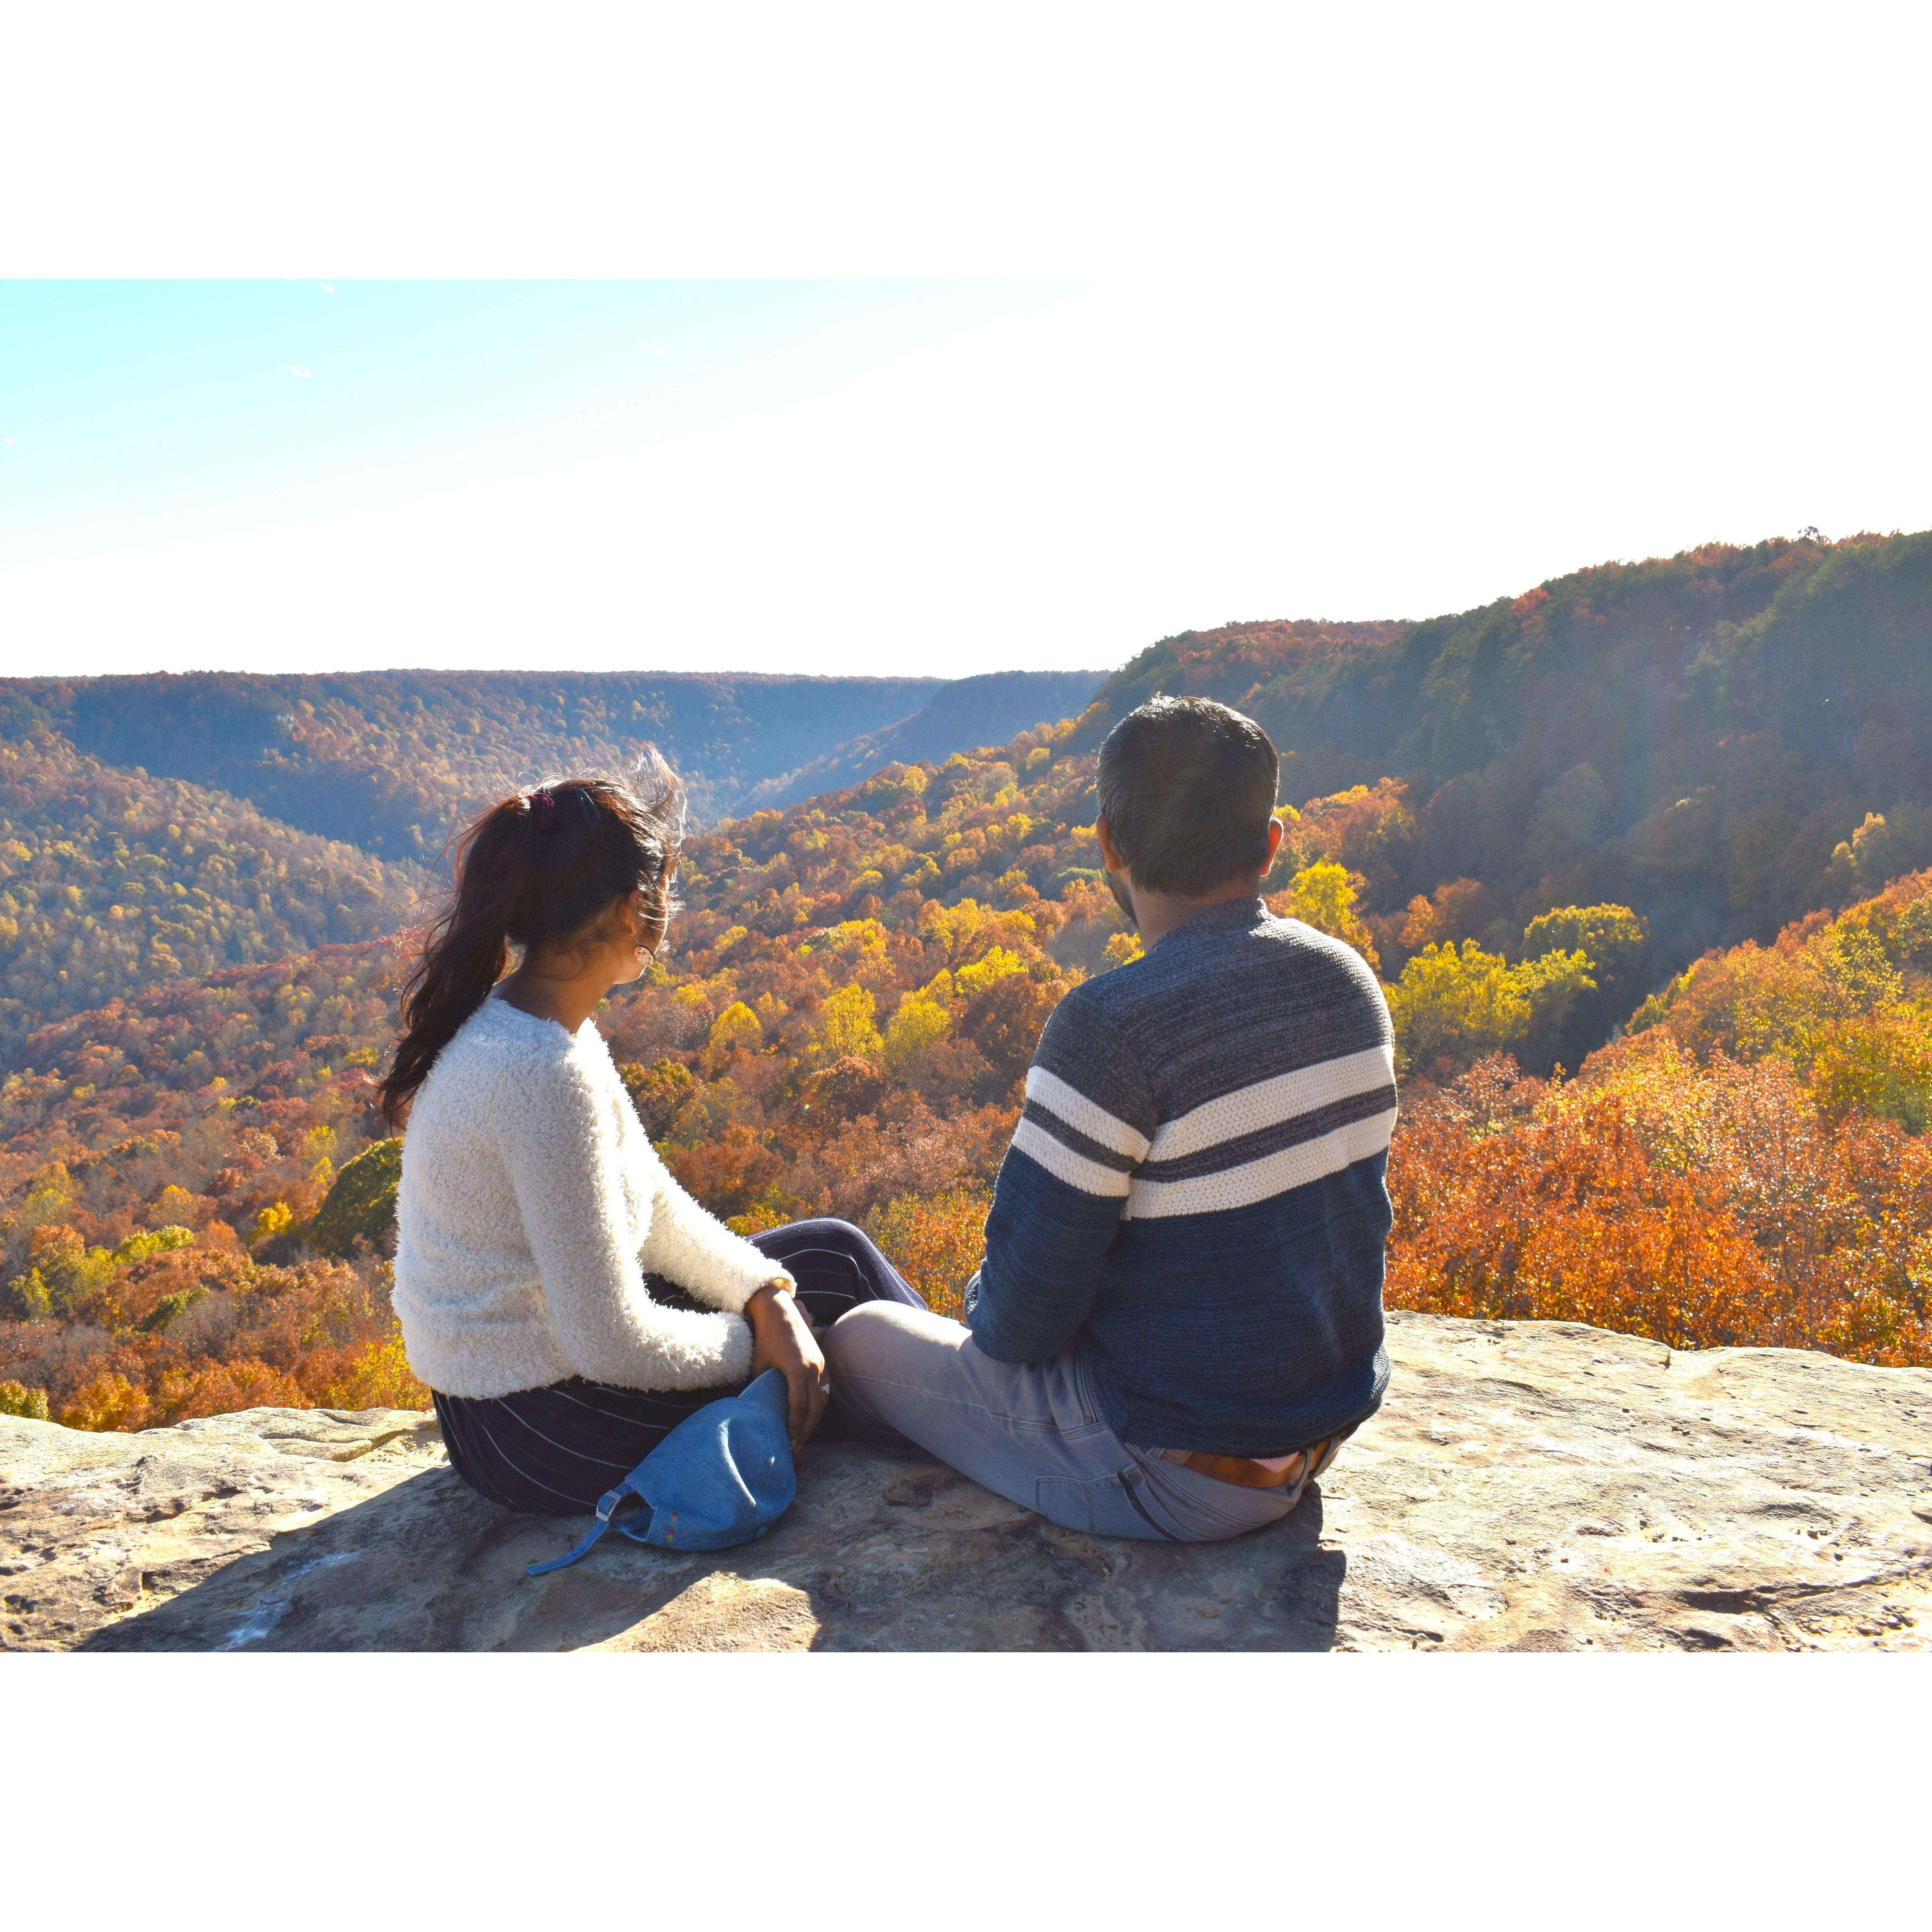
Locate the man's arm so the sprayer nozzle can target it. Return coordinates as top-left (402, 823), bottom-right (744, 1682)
top-left (965, 992), bottom-right (1157, 1362)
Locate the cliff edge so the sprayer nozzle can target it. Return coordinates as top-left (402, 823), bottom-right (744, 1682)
top-left (4, 1312), bottom-right (1928, 1652)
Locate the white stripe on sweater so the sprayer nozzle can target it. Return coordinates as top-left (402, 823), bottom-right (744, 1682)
top-left (1126, 1106), bottom-right (1396, 1220)
top-left (1012, 1115), bottom-right (1134, 1199)
top-left (1146, 1044), bottom-right (1396, 1164)
top-left (1023, 1065), bottom-right (1152, 1160)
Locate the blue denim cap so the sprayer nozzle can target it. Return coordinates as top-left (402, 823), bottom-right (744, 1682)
top-left (524, 1368), bottom-right (798, 1576)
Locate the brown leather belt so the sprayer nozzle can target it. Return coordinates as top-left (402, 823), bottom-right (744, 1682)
top-left (1164, 1424), bottom-right (1355, 1491)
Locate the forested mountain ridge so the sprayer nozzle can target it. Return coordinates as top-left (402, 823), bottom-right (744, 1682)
top-left (0, 664), bottom-right (1110, 1067)
top-left (0, 731), bottom-right (420, 1066)
top-left (0, 666), bottom-right (1105, 857)
top-left (1073, 531), bottom-right (1932, 963)
top-left (0, 668), bottom-right (944, 854)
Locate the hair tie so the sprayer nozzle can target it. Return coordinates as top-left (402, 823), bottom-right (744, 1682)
top-left (529, 787), bottom-right (557, 829)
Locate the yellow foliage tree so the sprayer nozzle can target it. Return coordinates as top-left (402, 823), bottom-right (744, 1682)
top-left (321, 1329), bottom-right (433, 1411)
top-left (1270, 861), bottom-right (1381, 973)
top-left (1387, 939), bottom-right (1595, 1077)
top-left (249, 1200), bottom-right (294, 1245)
top-left (1806, 1006), bottom-right (1932, 1132)
top-left (706, 1000), bottom-right (764, 1061)
top-left (154, 1183), bottom-right (200, 1225)
top-left (0, 1380), bottom-right (50, 1421)
top-left (884, 991), bottom-right (954, 1075)
top-left (955, 946), bottom-right (1028, 1001)
top-left (815, 983), bottom-right (884, 1062)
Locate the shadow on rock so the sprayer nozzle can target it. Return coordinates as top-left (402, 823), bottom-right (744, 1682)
top-left (79, 1462), bottom-right (712, 1653)
top-left (78, 1442), bottom-right (1351, 1652)
top-left (1057, 1487), bottom-right (1347, 1652)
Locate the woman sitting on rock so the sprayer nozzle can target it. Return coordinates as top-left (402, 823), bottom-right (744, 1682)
top-left (380, 757), bottom-right (924, 1515)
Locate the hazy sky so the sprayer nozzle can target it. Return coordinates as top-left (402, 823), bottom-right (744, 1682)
top-left (3, 11), bottom-right (1927, 682)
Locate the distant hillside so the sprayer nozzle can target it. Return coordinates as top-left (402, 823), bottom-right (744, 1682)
top-left (0, 732), bottom-right (420, 1066)
top-left (0, 670), bottom-right (950, 857)
top-left (0, 939), bottom-right (396, 1275)
top-left (670, 727), bottom-right (1109, 948)
top-left (10, 938), bottom-right (395, 1114)
top-left (741, 669), bottom-right (1110, 811)
top-left (1073, 532), bottom-right (1932, 962)
top-left (0, 666), bottom-right (1109, 1071)
top-left (1076, 617), bottom-right (1414, 761)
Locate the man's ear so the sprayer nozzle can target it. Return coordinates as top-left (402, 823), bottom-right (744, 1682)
top-left (1263, 816), bottom-right (1285, 873)
top-left (1096, 813), bottom-right (1129, 875)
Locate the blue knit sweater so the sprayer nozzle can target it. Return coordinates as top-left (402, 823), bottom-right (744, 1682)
top-left (963, 896), bottom-right (1396, 1456)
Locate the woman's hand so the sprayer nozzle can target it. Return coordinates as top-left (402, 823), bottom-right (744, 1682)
top-left (745, 1279), bottom-right (828, 1451)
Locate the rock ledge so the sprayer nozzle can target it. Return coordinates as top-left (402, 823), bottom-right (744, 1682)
top-left (4, 1313), bottom-right (1928, 1651)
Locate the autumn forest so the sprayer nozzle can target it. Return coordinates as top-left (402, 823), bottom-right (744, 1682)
top-left (5, 528), bottom-right (1931, 1432)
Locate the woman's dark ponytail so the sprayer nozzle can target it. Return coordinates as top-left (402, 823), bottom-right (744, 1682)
top-left (378, 752), bottom-right (684, 1126)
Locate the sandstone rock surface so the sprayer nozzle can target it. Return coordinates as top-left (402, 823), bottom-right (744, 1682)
top-left (4, 1312), bottom-right (1928, 1652)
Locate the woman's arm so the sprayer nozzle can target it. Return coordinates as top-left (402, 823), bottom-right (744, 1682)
top-left (639, 1152), bottom-right (826, 1444)
top-left (641, 1160), bottom-right (796, 1313)
top-left (499, 1056), bottom-right (754, 1389)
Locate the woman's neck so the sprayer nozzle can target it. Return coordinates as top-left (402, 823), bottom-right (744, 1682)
top-left (496, 960), bottom-right (612, 1036)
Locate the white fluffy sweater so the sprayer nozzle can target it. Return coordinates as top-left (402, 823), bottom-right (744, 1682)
top-left (392, 994), bottom-right (786, 1399)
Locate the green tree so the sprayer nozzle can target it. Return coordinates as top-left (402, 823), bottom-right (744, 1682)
top-left (309, 1137), bottom-right (404, 1257)
top-left (1524, 763), bottom-right (1612, 874)
top-left (0, 1381), bottom-right (51, 1421)
top-left (1522, 902), bottom-right (1652, 1060)
top-left (3, 1223), bottom-right (193, 1323)
top-left (621, 1058), bottom-right (696, 1138)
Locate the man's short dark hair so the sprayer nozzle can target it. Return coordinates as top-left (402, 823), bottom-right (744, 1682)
top-left (1096, 696), bottom-right (1280, 897)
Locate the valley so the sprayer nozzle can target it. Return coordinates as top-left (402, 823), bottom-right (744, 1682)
top-left (4, 529), bottom-right (1930, 1434)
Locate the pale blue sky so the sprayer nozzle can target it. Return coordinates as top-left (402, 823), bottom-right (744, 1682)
top-left (3, 266), bottom-right (1928, 680)
top-left (0, 281), bottom-right (1034, 546)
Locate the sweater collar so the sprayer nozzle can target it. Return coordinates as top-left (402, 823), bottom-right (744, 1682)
top-left (1148, 894), bottom-right (1269, 951)
top-left (476, 991), bottom-right (588, 1045)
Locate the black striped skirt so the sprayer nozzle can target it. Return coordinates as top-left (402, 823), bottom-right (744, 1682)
top-left (431, 1217), bottom-right (928, 1515)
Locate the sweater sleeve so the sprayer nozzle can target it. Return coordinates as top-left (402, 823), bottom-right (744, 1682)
top-left (497, 1052), bottom-right (754, 1390)
top-left (966, 989), bottom-right (1159, 1362)
top-left (641, 1159), bottom-right (793, 1314)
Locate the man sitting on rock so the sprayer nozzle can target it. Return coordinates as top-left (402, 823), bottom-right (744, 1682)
top-left (824, 695), bottom-right (1397, 1541)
